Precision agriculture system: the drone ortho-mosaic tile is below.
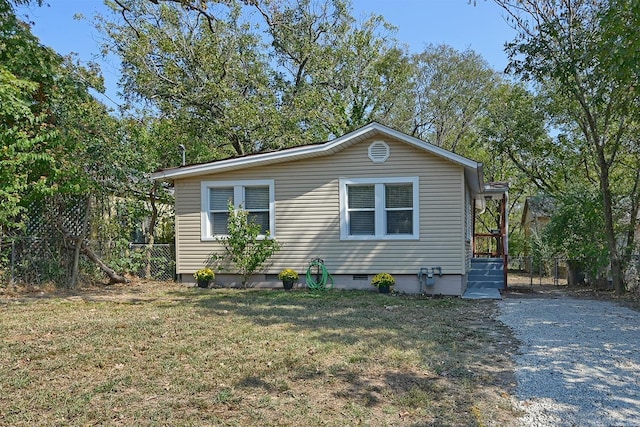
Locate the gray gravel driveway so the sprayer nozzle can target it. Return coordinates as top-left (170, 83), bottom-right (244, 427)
top-left (498, 296), bottom-right (640, 426)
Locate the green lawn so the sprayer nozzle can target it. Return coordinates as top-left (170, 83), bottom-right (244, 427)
top-left (0, 283), bottom-right (518, 426)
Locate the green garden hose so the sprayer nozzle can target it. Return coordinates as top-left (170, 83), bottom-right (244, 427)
top-left (305, 259), bottom-right (334, 290)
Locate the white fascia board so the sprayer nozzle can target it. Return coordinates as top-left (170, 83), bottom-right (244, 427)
top-left (466, 162), bottom-right (484, 197)
top-left (150, 144), bottom-right (318, 181)
top-left (365, 125), bottom-right (484, 195)
top-left (150, 122), bottom-right (483, 183)
top-left (150, 123), bottom-right (382, 181)
top-left (371, 125), bottom-right (480, 169)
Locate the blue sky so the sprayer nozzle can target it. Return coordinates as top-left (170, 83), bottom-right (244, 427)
top-left (17, 0), bottom-right (517, 109)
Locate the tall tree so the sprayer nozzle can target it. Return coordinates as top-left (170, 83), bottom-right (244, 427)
top-left (252, 0), bottom-right (357, 140)
top-left (320, 14), bottom-right (413, 135)
top-left (99, 0), bottom-right (413, 155)
top-left (1, 0), bottom-right (61, 236)
top-left (410, 44), bottom-right (499, 154)
top-left (471, 81), bottom-right (546, 253)
top-left (495, 0), bottom-right (639, 294)
top-left (100, 0), bottom-right (283, 158)
top-left (482, 82), bottom-right (574, 194)
top-left (1, 0), bottom-right (149, 285)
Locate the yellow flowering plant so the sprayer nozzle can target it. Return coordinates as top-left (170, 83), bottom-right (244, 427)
top-left (278, 269), bottom-right (299, 281)
top-left (194, 268), bottom-right (215, 282)
top-left (371, 272), bottom-right (395, 288)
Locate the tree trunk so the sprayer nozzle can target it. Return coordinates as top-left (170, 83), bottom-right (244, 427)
top-left (80, 240), bottom-right (128, 284)
top-left (145, 239), bottom-right (155, 280)
top-left (70, 197), bottom-right (91, 289)
top-left (70, 235), bottom-right (82, 288)
top-left (58, 220), bottom-right (128, 285)
top-left (566, 260), bottom-right (585, 286)
top-left (622, 167), bottom-right (640, 273)
top-left (597, 149), bottom-right (624, 294)
top-left (145, 182), bottom-right (159, 280)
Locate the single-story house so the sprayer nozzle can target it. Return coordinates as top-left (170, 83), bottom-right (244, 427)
top-left (151, 122), bottom-right (508, 296)
top-left (521, 195), bottom-right (555, 245)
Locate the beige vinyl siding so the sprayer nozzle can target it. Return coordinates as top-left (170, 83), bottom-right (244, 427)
top-left (463, 183), bottom-right (472, 273)
top-left (175, 136), bottom-right (465, 276)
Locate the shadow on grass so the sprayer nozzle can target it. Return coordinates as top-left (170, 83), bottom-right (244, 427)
top-left (165, 287), bottom-right (516, 425)
top-left (170, 287), bottom-right (458, 348)
top-left (0, 283), bottom-right (517, 426)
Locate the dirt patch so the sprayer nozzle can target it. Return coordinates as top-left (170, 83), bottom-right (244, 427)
top-left (505, 272), bottom-right (640, 311)
top-left (0, 279), bottom-right (186, 304)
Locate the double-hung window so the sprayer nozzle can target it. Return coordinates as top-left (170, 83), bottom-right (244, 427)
top-left (340, 177), bottom-right (419, 240)
top-left (201, 180), bottom-right (275, 240)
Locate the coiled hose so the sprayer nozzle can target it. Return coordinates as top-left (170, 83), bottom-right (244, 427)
top-left (305, 259), bottom-right (334, 290)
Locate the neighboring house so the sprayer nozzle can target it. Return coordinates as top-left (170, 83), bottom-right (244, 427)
top-left (522, 195), bottom-right (640, 257)
top-left (521, 195), bottom-right (556, 251)
top-left (151, 122), bottom-right (507, 296)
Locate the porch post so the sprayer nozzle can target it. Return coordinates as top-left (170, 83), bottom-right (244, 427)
top-left (472, 198), bottom-right (476, 258)
top-left (502, 192), bottom-right (509, 289)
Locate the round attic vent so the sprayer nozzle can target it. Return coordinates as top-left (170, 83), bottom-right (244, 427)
top-left (368, 140), bottom-right (390, 163)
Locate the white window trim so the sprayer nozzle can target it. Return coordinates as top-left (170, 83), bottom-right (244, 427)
top-left (201, 179), bottom-right (275, 241)
top-left (339, 177), bottom-right (420, 240)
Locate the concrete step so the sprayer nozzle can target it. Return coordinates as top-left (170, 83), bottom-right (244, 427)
top-left (471, 257), bottom-right (503, 263)
top-left (467, 280), bottom-right (505, 289)
top-left (468, 258), bottom-right (505, 290)
top-left (468, 270), bottom-right (504, 279)
top-left (470, 261), bottom-right (504, 270)
top-left (462, 288), bottom-right (502, 300)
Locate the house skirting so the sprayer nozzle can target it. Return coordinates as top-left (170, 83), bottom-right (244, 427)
top-left (182, 273), bottom-right (465, 296)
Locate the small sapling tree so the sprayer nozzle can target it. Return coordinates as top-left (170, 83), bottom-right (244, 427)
top-left (213, 202), bottom-right (280, 288)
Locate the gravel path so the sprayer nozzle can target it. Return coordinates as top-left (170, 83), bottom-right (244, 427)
top-left (498, 296), bottom-right (640, 426)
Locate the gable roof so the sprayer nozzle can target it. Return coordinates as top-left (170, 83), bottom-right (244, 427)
top-left (151, 122), bottom-right (485, 195)
top-left (521, 195), bottom-right (556, 226)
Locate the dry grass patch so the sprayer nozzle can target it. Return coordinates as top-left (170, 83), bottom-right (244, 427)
top-left (0, 282), bottom-right (518, 426)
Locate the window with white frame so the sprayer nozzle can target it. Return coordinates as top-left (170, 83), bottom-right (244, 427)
top-left (201, 180), bottom-right (275, 240)
top-left (340, 177), bottom-right (419, 240)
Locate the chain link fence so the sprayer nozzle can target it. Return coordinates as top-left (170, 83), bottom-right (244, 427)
top-left (129, 244), bottom-right (175, 281)
top-left (508, 255), bottom-right (640, 290)
top-left (1, 237), bottom-right (69, 286)
top-left (1, 239), bottom-right (175, 285)
top-left (507, 256), bottom-right (569, 287)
